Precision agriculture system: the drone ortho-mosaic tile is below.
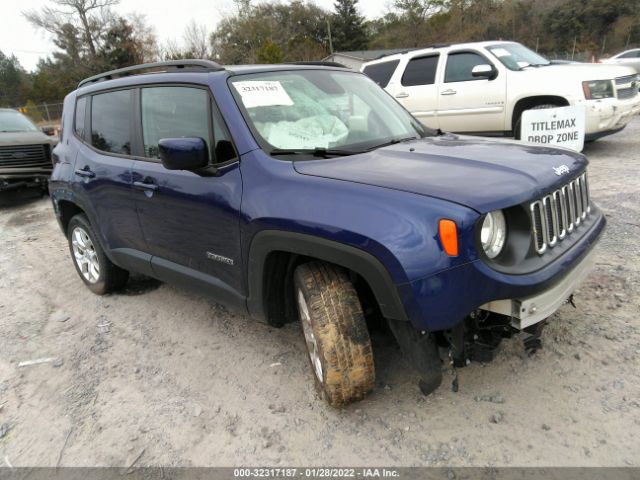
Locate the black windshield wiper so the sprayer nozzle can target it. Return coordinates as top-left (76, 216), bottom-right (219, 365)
top-left (269, 136), bottom-right (419, 158)
top-left (269, 147), bottom-right (364, 158)
top-left (365, 136), bottom-right (418, 152)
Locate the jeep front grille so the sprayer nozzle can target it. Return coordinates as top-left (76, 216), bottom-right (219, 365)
top-left (530, 172), bottom-right (590, 255)
top-left (0, 144), bottom-right (51, 169)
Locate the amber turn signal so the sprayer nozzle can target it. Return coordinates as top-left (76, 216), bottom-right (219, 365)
top-left (439, 219), bottom-right (458, 256)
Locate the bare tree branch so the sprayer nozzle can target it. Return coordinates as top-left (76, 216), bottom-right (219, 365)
top-left (22, 0), bottom-right (121, 58)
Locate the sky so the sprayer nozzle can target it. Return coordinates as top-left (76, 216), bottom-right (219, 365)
top-left (1, 0), bottom-right (390, 72)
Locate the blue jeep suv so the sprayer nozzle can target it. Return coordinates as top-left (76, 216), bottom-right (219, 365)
top-left (49, 60), bottom-right (605, 406)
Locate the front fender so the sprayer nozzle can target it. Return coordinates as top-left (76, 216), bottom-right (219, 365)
top-left (246, 230), bottom-right (408, 322)
top-left (239, 150), bottom-right (480, 327)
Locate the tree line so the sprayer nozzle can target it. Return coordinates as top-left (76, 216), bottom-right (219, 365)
top-left (1, 0), bottom-right (639, 112)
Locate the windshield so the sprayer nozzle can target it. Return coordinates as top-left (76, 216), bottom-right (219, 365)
top-left (487, 43), bottom-right (550, 70)
top-left (229, 69), bottom-right (430, 154)
top-left (0, 110), bottom-right (39, 132)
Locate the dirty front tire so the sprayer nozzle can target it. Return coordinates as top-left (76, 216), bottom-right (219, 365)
top-left (67, 214), bottom-right (129, 295)
top-left (294, 262), bottom-right (375, 407)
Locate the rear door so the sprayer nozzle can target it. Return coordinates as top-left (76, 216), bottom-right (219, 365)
top-left (72, 89), bottom-right (144, 259)
top-left (436, 50), bottom-right (507, 133)
top-left (390, 54), bottom-right (441, 130)
top-left (131, 85), bottom-right (244, 297)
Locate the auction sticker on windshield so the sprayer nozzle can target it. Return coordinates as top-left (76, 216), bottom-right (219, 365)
top-left (233, 81), bottom-right (294, 108)
top-left (521, 105), bottom-right (586, 152)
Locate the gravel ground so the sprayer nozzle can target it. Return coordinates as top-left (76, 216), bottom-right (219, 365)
top-left (0, 118), bottom-right (638, 468)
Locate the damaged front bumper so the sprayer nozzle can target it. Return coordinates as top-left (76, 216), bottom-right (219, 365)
top-left (397, 208), bottom-right (606, 332)
top-left (479, 245), bottom-right (596, 329)
top-left (581, 95), bottom-right (640, 140)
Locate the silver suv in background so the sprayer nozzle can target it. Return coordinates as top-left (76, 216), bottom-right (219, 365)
top-left (602, 49), bottom-right (640, 73)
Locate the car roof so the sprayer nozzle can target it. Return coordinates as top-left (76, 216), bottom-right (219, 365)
top-left (224, 64), bottom-right (352, 74)
top-left (362, 40), bottom-right (515, 66)
top-left (74, 60), bottom-right (355, 94)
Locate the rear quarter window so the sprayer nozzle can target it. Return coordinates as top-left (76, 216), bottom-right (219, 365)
top-left (90, 90), bottom-right (132, 155)
top-left (74, 97), bottom-right (87, 139)
top-left (362, 60), bottom-right (400, 88)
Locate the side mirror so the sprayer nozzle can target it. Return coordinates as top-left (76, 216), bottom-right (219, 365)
top-left (158, 137), bottom-right (209, 171)
top-left (472, 64), bottom-right (497, 80)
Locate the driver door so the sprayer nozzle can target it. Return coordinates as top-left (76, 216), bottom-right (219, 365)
top-left (131, 85), bottom-right (244, 294)
top-left (436, 50), bottom-right (507, 133)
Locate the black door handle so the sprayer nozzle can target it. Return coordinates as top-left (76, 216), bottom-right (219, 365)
top-left (74, 167), bottom-right (95, 178)
top-left (133, 180), bottom-right (159, 192)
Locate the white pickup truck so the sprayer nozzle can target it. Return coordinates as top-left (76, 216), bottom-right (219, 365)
top-left (362, 41), bottom-right (640, 141)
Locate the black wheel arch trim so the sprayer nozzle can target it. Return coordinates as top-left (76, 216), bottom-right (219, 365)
top-left (246, 230), bottom-right (409, 323)
top-left (50, 187), bottom-right (120, 267)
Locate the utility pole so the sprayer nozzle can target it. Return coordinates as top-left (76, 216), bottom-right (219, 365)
top-left (327, 19), bottom-right (334, 55)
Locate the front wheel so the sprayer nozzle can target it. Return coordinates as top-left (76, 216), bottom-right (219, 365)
top-left (67, 214), bottom-right (129, 295)
top-left (294, 262), bottom-right (375, 407)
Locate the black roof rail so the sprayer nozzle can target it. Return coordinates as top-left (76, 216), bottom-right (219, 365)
top-left (78, 60), bottom-right (224, 88)
top-left (373, 48), bottom-right (419, 60)
top-left (287, 61), bottom-right (349, 68)
top-left (373, 44), bottom-right (450, 61)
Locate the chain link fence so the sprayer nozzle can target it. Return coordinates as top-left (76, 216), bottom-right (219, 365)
top-left (543, 51), bottom-right (594, 63)
top-left (9, 102), bottom-right (64, 126)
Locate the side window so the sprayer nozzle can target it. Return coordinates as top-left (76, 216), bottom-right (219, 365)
top-left (91, 90), bottom-right (132, 155)
top-left (141, 86), bottom-right (236, 163)
top-left (74, 96), bottom-right (86, 139)
top-left (618, 51), bottom-right (637, 59)
top-left (401, 55), bottom-right (439, 87)
top-left (362, 60), bottom-right (400, 88)
top-left (445, 52), bottom-right (491, 83)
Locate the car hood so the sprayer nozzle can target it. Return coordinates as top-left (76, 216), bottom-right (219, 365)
top-left (0, 131), bottom-right (57, 147)
top-left (293, 135), bottom-right (588, 213)
top-left (522, 63), bottom-right (636, 81)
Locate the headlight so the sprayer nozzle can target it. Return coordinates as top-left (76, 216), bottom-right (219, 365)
top-left (480, 210), bottom-right (507, 259)
top-left (582, 80), bottom-right (614, 100)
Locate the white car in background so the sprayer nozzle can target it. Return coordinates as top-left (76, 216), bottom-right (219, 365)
top-left (601, 49), bottom-right (640, 73)
top-left (362, 41), bottom-right (640, 141)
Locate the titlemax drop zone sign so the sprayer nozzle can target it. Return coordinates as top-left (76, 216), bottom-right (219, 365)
top-left (521, 105), bottom-right (586, 152)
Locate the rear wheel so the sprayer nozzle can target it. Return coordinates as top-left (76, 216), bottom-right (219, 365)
top-left (67, 214), bottom-right (129, 294)
top-left (514, 104), bottom-right (560, 140)
top-left (294, 262), bottom-right (375, 407)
